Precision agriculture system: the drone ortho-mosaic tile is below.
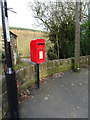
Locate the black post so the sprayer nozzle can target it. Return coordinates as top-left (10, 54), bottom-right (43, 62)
top-left (36, 64), bottom-right (40, 88)
top-left (1, 0), bottom-right (19, 119)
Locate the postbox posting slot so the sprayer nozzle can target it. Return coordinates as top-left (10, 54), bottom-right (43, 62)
top-left (37, 43), bottom-right (45, 45)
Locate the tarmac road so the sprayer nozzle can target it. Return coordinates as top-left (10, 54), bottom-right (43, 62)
top-left (19, 67), bottom-right (88, 118)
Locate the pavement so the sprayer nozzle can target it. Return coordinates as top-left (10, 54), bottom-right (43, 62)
top-left (20, 58), bottom-right (30, 62)
top-left (19, 67), bottom-right (88, 118)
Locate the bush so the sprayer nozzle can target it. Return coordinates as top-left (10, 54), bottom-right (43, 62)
top-left (47, 47), bottom-right (57, 60)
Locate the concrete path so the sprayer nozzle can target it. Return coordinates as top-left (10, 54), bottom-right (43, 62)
top-left (20, 58), bottom-right (30, 62)
top-left (19, 68), bottom-right (88, 118)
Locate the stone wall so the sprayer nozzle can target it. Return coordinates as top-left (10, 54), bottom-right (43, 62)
top-left (16, 58), bottom-right (72, 94)
top-left (1, 55), bottom-right (90, 118)
top-left (17, 56), bottom-right (89, 93)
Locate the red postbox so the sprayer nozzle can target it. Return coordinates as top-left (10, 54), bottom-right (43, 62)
top-left (30, 39), bottom-right (45, 64)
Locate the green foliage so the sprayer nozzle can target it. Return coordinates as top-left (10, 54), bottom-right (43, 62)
top-left (47, 46), bottom-right (57, 60)
top-left (48, 19), bottom-right (75, 59)
top-left (14, 60), bottom-right (29, 70)
top-left (48, 20), bottom-right (90, 60)
top-left (80, 21), bottom-right (90, 56)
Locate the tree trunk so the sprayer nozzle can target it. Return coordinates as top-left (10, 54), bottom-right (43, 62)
top-left (56, 32), bottom-right (59, 59)
top-left (74, 2), bottom-right (81, 71)
top-left (88, 1), bottom-right (90, 29)
top-left (56, 1), bottom-right (59, 59)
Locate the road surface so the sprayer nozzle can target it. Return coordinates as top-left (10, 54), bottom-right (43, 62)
top-left (19, 67), bottom-right (88, 118)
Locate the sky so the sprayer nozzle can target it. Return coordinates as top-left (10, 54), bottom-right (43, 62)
top-left (0, 0), bottom-right (44, 30)
top-left (0, 0), bottom-right (89, 31)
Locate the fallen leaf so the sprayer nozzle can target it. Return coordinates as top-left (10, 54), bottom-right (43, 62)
top-left (61, 85), bottom-right (64, 87)
top-left (58, 75), bottom-right (62, 77)
top-left (31, 96), bottom-right (34, 99)
top-left (77, 106), bottom-right (80, 109)
top-left (44, 97), bottom-right (48, 100)
top-left (71, 83), bottom-right (74, 86)
top-left (79, 83), bottom-right (82, 85)
top-left (69, 114), bottom-right (76, 118)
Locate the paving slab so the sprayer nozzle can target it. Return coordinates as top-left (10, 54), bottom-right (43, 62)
top-left (19, 68), bottom-right (88, 118)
